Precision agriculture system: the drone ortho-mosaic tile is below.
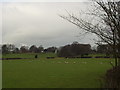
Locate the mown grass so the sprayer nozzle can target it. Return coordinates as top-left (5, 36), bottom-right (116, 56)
top-left (2, 53), bottom-right (114, 88)
top-left (2, 53), bottom-right (57, 59)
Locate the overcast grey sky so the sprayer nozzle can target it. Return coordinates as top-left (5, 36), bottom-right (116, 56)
top-left (1, 1), bottom-right (98, 48)
top-left (1, 0), bottom-right (89, 2)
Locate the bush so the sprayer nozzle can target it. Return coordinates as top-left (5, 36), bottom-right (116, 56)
top-left (58, 43), bottom-right (91, 57)
top-left (102, 66), bottom-right (120, 89)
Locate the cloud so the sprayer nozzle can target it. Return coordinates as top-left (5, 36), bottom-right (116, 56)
top-left (2, 0), bottom-right (89, 2)
top-left (2, 2), bottom-right (97, 48)
top-left (0, 3), bottom-right (2, 44)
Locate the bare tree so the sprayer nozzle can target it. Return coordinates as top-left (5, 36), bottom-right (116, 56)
top-left (59, 0), bottom-right (120, 66)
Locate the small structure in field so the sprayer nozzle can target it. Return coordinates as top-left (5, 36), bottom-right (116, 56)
top-left (35, 55), bottom-right (38, 58)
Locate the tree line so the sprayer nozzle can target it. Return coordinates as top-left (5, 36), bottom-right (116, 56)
top-left (1, 44), bottom-right (57, 54)
top-left (0, 42), bottom-right (113, 57)
top-left (58, 42), bottom-right (91, 57)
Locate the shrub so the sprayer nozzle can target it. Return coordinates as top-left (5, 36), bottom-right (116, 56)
top-left (102, 66), bottom-right (120, 89)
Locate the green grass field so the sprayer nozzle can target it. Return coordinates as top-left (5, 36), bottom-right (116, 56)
top-left (2, 53), bottom-right (114, 88)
